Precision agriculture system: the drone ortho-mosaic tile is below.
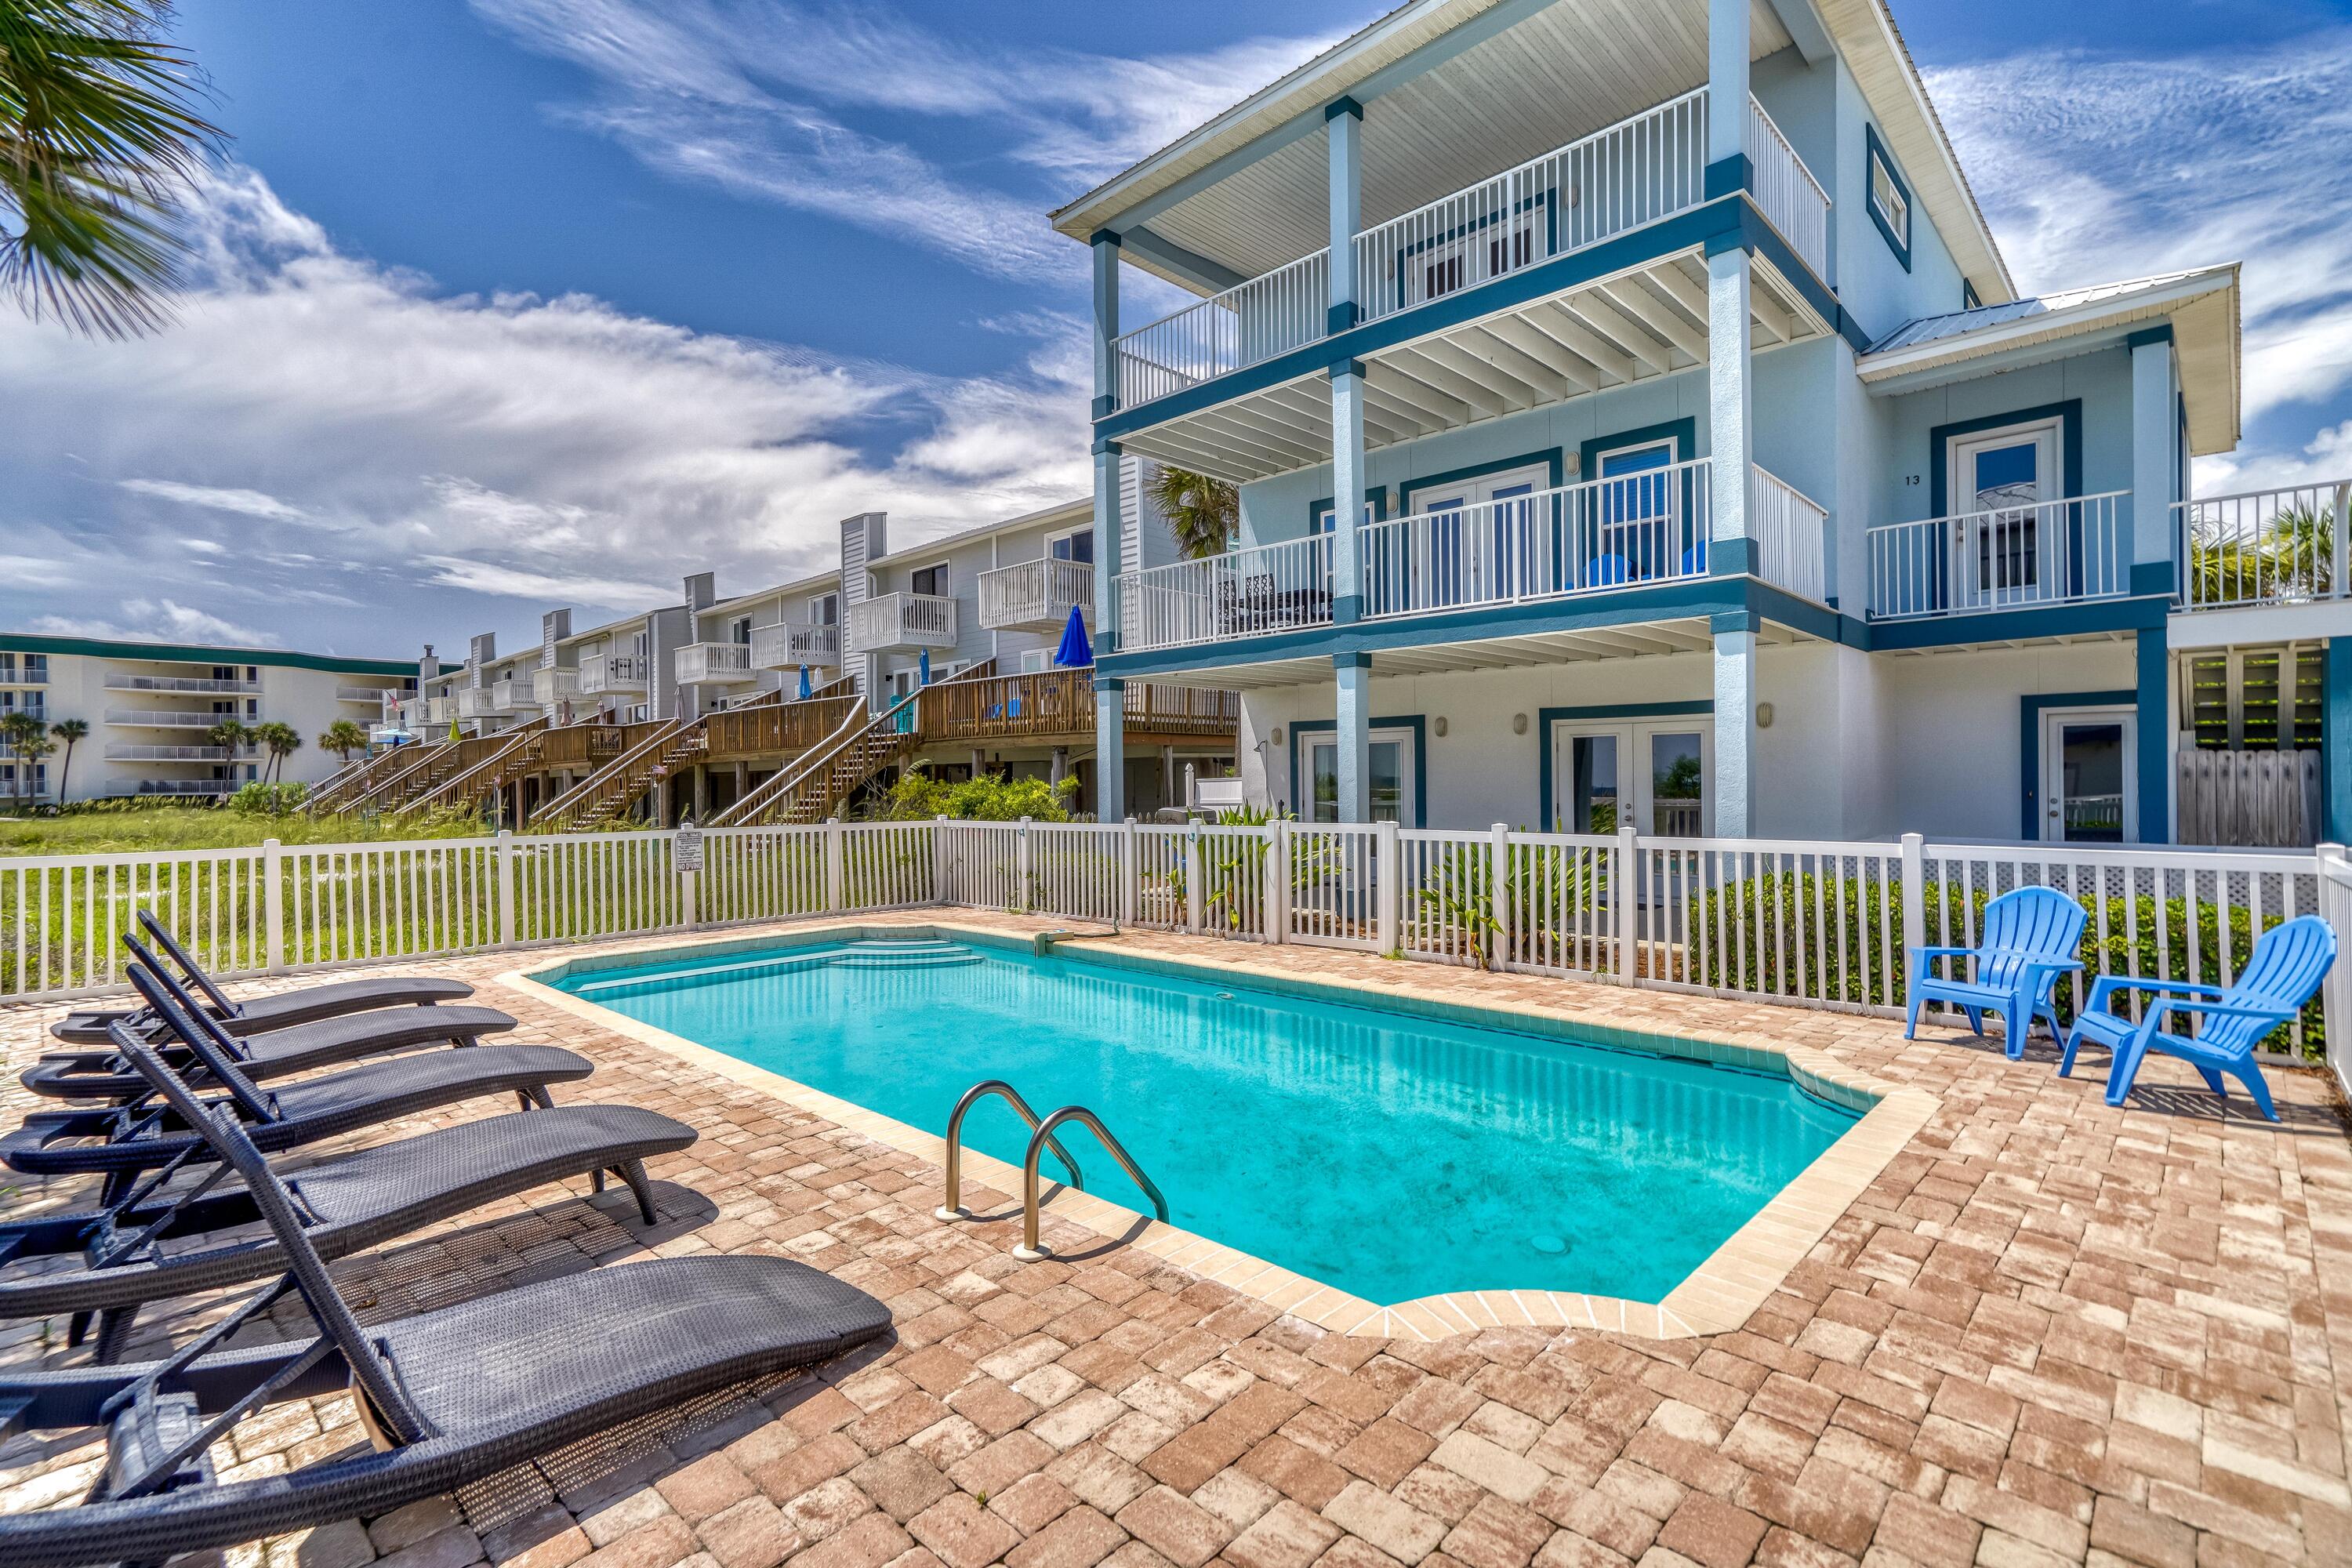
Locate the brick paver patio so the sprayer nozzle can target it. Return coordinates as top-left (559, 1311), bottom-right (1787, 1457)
top-left (5, 913), bottom-right (2350, 1568)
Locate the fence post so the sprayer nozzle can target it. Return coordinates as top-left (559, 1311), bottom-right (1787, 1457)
top-left (825, 818), bottom-right (846, 913)
top-left (1018, 817), bottom-right (1034, 914)
top-left (1489, 823), bottom-right (1509, 971)
top-left (1376, 819), bottom-right (1399, 955)
top-left (1265, 821), bottom-right (1286, 945)
top-left (495, 829), bottom-right (517, 949)
top-left (2319, 844), bottom-right (2352, 1097)
top-left (933, 815), bottom-right (949, 906)
top-left (263, 837), bottom-right (285, 972)
top-left (1120, 817), bottom-right (1138, 927)
top-left (1900, 833), bottom-right (1926, 985)
top-left (1614, 824), bottom-right (1637, 983)
top-left (1184, 821), bottom-right (1204, 934)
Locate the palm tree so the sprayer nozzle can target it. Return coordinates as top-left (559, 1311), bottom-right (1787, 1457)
top-left (1, 710), bottom-right (45, 806)
top-left (1146, 464), bottom-right (1240, 561)
top-left (1, 1), bottom-right (225, 338)
top-left (47, 716), bottom-right (86, 799)
top-left (252, 720), bottom-right (301, 782)
top-left (318, 718), bottom-right (368, 765)
top-left (204, 715), bottom-right (249, 775)
top-left (16, 733), bottom-right (54, 802)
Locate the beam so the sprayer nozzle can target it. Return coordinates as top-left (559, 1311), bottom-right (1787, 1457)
top-left (1457, 321), bottom-right (1581, 399)
top-left (1403, 337), bottom-right (1544, 410)
top-left (1118, 225), bottom-right (1247, 295)
top-left (1359, 358), bottom-right (1472, 425)
top-left (1598, 277), bottom-right (1708, 363)
top-left (1559, 293), bottom-right (1669, 376)
top-left (1527, 299), bottom-right (1636, 382)
top-left (1474, 314), bottom-right (1599, 393)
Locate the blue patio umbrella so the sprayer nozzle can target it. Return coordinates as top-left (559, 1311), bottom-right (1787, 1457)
top-left (917, 648), bottom-right (931, 686)
top-left (797, 664), bottom-right (813, 701)
top-left (1054, 604), bottom-right (1094, 668)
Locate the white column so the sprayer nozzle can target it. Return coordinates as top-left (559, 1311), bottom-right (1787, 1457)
top-left (1091, 233), bottom-right (1120, 416)
top-left (2129, 332), bottom-right (2177, 592)
top-left (1713, 623), bottom-right (1756, 837)
top-left (1708, 245), bottom-right (1753, 563)
top-left (1092, 442), bottom-right (1125, 824)
top-left (1334, 653), bottom-right (1372, 824)
top-left (1331, 364), bottom-right (1367, 619)
top-left (1708, 0), bottom-right (1751, 171)
top-left (1327, 99), bottom-right (1362, 333)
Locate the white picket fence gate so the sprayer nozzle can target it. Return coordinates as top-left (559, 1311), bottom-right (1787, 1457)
top-left (6, 820), bottom-right (2347, 1094)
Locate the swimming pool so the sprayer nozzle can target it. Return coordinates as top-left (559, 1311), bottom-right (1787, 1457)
top-left (539, 933), bottom-right (1863, 1308)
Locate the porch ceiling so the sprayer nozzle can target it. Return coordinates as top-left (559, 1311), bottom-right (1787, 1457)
top-left (1127, 615), bottom-right (1817, 691)
top-left (1129, 0), bottom-right (1792, 289)
top-left (1116, 249), bottom-right (1829, 485)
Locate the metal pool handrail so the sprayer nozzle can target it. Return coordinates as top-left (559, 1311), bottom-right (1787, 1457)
top-left (936, 1079), bottom-right (1086, 1220)
top-left (1014, 1105), bottom-right (1169, 1261)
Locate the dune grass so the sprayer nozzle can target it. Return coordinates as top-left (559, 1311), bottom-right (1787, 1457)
top-left (0, 804), bottom-right (490, 858)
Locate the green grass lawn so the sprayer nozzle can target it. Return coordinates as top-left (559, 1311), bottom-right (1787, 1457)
top-left (0, 805), bottom-right (490, 858)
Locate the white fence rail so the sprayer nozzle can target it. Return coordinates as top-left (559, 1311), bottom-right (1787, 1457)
top-left (2175, 479), bottom-right (2352, 612)
top-left (1750, 466), bottom-right (1828, 604)
top-left (1867, 491), bottom-right (2129, 620)
top-left (5, 821), bottom-right (2342, 1094)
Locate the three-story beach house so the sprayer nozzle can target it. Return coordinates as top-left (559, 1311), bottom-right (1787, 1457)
top-left (1062, 0), bottom-right (2321, 848)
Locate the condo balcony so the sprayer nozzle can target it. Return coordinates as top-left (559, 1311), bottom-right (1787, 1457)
top-left (980, 558), bottom-right (1093, 633)
top-left (674, 641), bottom-right (756, 684)
top-left (750, 620), bottom-right (840, 670)
top-left (1115, 461), bottom-right (1825, 653)
top-left (456, 688), bottom-right (501, 720)
top-left (1109, 92), bottom-right (1825, 420)
top-left (425, 695), bottom-right (457, 724)
top-left (104, 672), bottom-right (260, 695)
top-left (575, 654), bottom-right (648, 695)
top-left (2168, 479), bottom-right (2352, 642)
top-left (335, 685), bottom-right (389, 703)
top-left (103, 709), bottom-right (256, 730)
top-left (850, 592), bottom-right (957, 652)
top-left (105, 779), bottom-right (234, 798)
top-left (103, 744), bottom-right (252, 762)
top-left (532, 666), bottom-right (581, 706)
top-left (488, 677), bottom-right (539, 713)
top-left (1865, 492), bottom-right (2129, 622)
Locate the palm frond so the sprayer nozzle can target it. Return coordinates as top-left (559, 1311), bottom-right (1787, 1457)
top-left (1145, 464), bottom-right (1239, 561)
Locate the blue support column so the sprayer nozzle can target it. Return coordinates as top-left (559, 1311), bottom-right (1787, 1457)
top-left (1093, 441), bottom-right (1125, 824)
top-left (2136, 625), bottom-right (2169, 844)
top-left (1326, 98), bottom-right (1362, 336)
top-left (1091, 231), bottom-right (1120, 420)
top-left (1708, 0), bottom-right (1750, 169)
top-left (1335, 652), bottom-right (1372, 824)
top-left (2328, 639), bottom-right (2352, 843)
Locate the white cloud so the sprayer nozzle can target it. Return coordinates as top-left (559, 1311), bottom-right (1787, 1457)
top-left (31, 598), bottom-right (281, 647)
top-left (2194, 421), bottom-right (2352, 497)
top-left (0, 164), bottom-right (1092, 648)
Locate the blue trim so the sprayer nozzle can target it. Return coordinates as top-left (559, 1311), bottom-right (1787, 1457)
top-left (1332, 593), bottom-right (1363, 625)
top-left (2131, 561), bottom-right (2176, 597)
top-left (1537, 702), bottom-right (1715, 829)
top-left (2328, 640), bottom-right (2352, 844)
top-left (1087, 230), bottom-right (1121, 249)
top-left (1118, 225), bottom-right (1247, 295)
top-left (2019, 689), bottom-right (2136, 841)
top-left (1963, 279), bottom-right (1983, 311)
top-left (1704, 155), bottom-right (1751, 200)
top-left (2137, 625), bottom-right (2169, 844)
top-left (1091, 394), bottom-right (1116, 420)
top-left (1289, 715), bottom-right (1428, 827)
top-left (2125, 325), bottom-right (2175, 350)
top-left (1324, 96), bottom-right (1363, 122)
top-left (1330, 358), bottom-right (1366, 380)
top-left (1711, 610), bottom-right (1755, 635)
top-left (1867, 594), bottom-right (2166, 652)
top-left (1710, 536), bottom-right (1755, 579)
top-left (1929, 399), bottom-right (2084, 520)
top-left (1308, 488), bottom-right (1388, 529)
top-left (1091, 435), bottom-right (1123, 456)
top-left (1396, 448), bottom-right (1566, 512)
top-left (1579, 419), bottom-right (1697, 479)
top-left (1863, 124), bottom-right (1911, 272)
top-left (1327, 303), bottom-right (1358, 335)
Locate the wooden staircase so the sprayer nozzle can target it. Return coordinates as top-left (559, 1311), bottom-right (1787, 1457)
top-left (318, 742), bottom-right (445, 815)
top-left (404, 724), bottom-right (547, 816)
top-left (532, 719), bottom-right (705, 832)
top-left (308, 743), bottom-right (429, 814)
top-left (365, 723), bottom-right (539, 814)
top-left (711, 662), bottom-right (997, 827)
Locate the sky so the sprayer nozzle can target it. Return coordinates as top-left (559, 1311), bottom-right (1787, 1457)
top-left (3, 0), bottom-right (2350, 657)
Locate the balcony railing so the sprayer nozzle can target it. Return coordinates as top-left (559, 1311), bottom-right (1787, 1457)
top-left (576, 655), bottom-right (648, 695)
top-left (425, 696), bottom-right (457, 724)
top-left (1746, 98), bottom-right (1829, 281)
top-left (751, 620), bottom-right (840, 670)
top-left (489, 677), bottom-right (539, 712)
top-left (104, 673), bottom-right (259, 695)
top-left (979, 557), bottom-right (1094, 632)
top-left (532, 666), bottom-right (580, 705)
top-left (1750, 466), bottom-right (1829, 604)
top-left (1866, 492), bottom-right (2129, 621)
top-left (106, 779), bottom-right (234, 797)
top-left (456, 688), bottom-right (501, 719)
top-left (103, 709), bottom-right (250, 729)
top-left (2176, 480), bottom-right (2352, 612)
top-left (849, 593), bottom-right (957, 652)
top-left (674, 641), bottom-right (755, 684)
top-left (335, 685), bottom-right (388, 702)
top-left (103, 744), bottom-right (249, 761)
top-left (1112, 89), bottom-right (1744, 406)
top-left (1117, 534), bottom-right (1334, 652)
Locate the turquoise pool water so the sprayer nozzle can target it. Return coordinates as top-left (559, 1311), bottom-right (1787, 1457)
top-left (550, 937), bottom-right (1859, 1305)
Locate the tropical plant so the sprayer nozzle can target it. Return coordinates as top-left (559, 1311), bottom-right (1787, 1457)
top-left (1146, 464), bottom-right (1239, 560)
top-left (203, 715), bottom-right (250, 758)
top-left (318, 718), bottom-right (368, 764)
top-left (1, 710), bottom-right (45, 805)
top-left (252, 720), bottom-right (301, 782)
top-left (227, 779), bottom-right (306, 815)
top-left (2187, 504), bottom-right (2334, 604)
top-left (0, 0), bottom-right (226, 338)
top-left (870, 768), bottom-right (1077, 822)
top-left (46, 716), bottom-right (85, 799)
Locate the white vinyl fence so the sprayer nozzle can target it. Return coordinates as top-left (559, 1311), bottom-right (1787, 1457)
top-left (6, 821), bottom-right (2347, 1093)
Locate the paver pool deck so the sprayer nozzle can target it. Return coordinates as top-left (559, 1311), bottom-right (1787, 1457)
top-left (4, 910), bottom-right (2350, 1568)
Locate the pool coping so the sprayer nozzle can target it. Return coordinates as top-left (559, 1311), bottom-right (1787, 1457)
top-left (500, 917), bottom-right (1939, 1343)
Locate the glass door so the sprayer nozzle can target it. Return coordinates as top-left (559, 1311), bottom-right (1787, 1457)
top-left (1307, 728), bottom-right (1414, 823)
top-left (1949, 421), bottom-right (2059, 609)
top-left (1551, 721), bottom-right (1711, 835)
top-left (2041, 708), bottom-right (2134, 842)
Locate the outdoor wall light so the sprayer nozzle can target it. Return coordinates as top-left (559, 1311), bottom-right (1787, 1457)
top-left (1511, 713), bottom-right (1529, 735)
top-left (1433, 717), bottom-right (1449, 738)
top-left (1757, 702), bottom-right (1775, 728)
top-left (1268, 726), bottom-right (1283, 745)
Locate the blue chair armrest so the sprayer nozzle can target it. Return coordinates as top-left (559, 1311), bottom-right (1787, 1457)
top-left (2082, 973), bottom-right (2223, 1012)
top-left (1908, 946), bottom-right (1979, 961)
top-left (2149, 997), bottom-right (2290, 1027)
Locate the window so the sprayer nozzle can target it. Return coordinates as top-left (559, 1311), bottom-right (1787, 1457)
top-left (2184, 647), bottom-right (2323, 751)
top-left (809, 593), bottom-right (838, 626)
top-left (910, 563), bottom-right (948, 597)
top-left (22, 655), bottom-right (43, 683)
top-left (1963, 279), bottom-right (1983, 312)
top-left (728, 616), bottom-right (751, 645)
top-left (1049, 529), bottom-right (1094, 564)
top-left (1865, 126), bottom-right (1911, 270)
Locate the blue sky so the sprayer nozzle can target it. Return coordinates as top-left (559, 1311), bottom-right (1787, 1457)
top-left (3, 0), bottom-right (2349, 655)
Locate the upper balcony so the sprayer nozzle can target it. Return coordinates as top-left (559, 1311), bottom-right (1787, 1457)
top-left (1116, 460), bottom-right (1825, 654)
top-left (674, 641), bottom-right (756, 684)
top-left (1865, 492), bottom-right (2131, 623)
top-left (751, 621), bottom-right (840, 670)
top-left (1099, 89), bottom-right (1828, 481)
top-left (532, 666), bottom-right (580, 706)
top-left (850, 593), bottom-right (957, 653)
top-left (335, 684), bottom-right (390, 703)
top-left (979, 558), bottom-right (1093, 633)
top-left (2170, 480), bottom-right (2352, 642)
top-left (103, 708), bottom-right (252, 730)
top-left (576, 654), bottom-right (648, 696)
top-left (105, 671), bottom-right (260, 695)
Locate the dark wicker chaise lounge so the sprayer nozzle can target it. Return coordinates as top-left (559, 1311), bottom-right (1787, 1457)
top-left (0, 1035), bottom-right (891, 1568)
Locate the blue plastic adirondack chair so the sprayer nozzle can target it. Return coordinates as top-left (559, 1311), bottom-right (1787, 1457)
top-left (1583, 554), bottom-right (1630, 587)
top-left (2060, 914), bottom-right (2336, 1121)
top-left (1904, 886), bottom-right (2086, 1058)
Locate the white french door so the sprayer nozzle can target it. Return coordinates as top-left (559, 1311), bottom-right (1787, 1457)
top-left (1307, 727), bottom-right (1416, 824)
top-left (1550, 720), bottom-right (1712, 836)
top-left (1948, 420), bottom-right (2060, 609)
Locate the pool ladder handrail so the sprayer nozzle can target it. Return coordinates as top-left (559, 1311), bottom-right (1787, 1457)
top-left (935, 1079), bottom-right (1087, 1221)
top-left (1015, 1105), bottom-right (1169, 1261)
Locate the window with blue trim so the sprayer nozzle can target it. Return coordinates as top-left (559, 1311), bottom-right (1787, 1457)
top-left (1864, 127), bottom-right (1911, 270)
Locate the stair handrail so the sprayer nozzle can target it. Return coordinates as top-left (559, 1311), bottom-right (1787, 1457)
top-left (405, 720), bottom-right (545, 812)
top-left (935, 1079), bottom-right (1087, 1219)
top-left (1014, 1105), bottom-right (1167, 1261)
top-left (706, 699), bottom-right (871, 826)
top-left (533, 717), bottom-right (688, 828)
top-left (336, 740), bottom-right (452, 814)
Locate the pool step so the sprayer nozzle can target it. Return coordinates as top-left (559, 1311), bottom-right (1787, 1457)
top-left (572, 940), bottom-right (979, 998)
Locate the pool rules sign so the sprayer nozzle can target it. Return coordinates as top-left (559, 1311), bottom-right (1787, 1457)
top-left (675, 821), bottom-right (704, 927)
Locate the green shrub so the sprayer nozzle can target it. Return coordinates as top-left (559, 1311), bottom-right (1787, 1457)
top-left (229, 780), bottom-right (309, 816)
top-left (868, 769), bottom-right (1076, 822)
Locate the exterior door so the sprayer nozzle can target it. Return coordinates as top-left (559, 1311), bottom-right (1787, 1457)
top-left (1551, 720), bottom-right (1711, 835)
top-left (2040, 707), bottom-right (2135, 843)
top-left (1307, 726), bottom-right (1415, 824)
top-left (1592, 440), bottom-right (1685, 583)
top-left (1948, 420), bottom-right (2059, 608)
top-left (1401, 463), bottom-right (1548, 608)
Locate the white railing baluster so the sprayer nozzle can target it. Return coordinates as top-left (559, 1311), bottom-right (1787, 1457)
top-left (1868, 491), bottom-right (2131, 619)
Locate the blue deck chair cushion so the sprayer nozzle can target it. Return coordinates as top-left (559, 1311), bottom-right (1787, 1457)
top-left (1904, 886), bottom-right (2086, 1059)
top-left (1583, 554), bottom-right (1629, 588)
top-left (2060, 914), bottom-right (2335, 1121)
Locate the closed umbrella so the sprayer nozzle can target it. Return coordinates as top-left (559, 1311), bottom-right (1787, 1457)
top-left (1054, 604), bottom-right (1094, 668)
top-left (918, 649), bottom-right (931, 686)
top-left (797, 664), bottom-right (813, 701)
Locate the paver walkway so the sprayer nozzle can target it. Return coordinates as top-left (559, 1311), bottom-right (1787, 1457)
top-left (4, 912), bottom-right (2349, 1568)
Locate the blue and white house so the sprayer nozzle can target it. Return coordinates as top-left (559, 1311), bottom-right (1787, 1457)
top-left (1060, 0), bottom-right (2337, 848)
